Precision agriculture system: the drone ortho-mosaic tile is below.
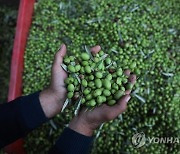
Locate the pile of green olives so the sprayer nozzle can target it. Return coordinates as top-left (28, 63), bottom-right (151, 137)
top-left (63, 51), bottom-right (131, 107)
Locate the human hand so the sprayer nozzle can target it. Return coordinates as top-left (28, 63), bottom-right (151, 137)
top-left (69, 46), bottom-right (136, 136)
top-left (39, 44), bottom-right (67, 118)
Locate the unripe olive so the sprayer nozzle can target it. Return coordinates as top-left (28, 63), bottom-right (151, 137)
top-left (105, 57), bottom-right (111, 65)
top-left (81, 53), bottom-right (90, 60)
top-left (122, 77), bottom-right (128, 84)
top-left (130, 62), bottom-right (136, 69)
top-left (98, 62), bottom-right (104, 70)
top-left (88, 81), bottom-right (94, 87)
top-left (103, 89), bottom-right (111, 96)
top-left (93, 89), bottom-right (102, 97)
top-left (82, 61), bottom-right (89, 66)
top-left (86, 94), bottom-right (92, 100)
top-left (80, 67), bottom-right (85, 73)
top-left (68, 65), bottom-right (75, 73)
top-left (85, 65), bottom-right (91, 73)
top-left (95, 72), bottom-right (103, 78)
top-left (111, 89), bottom-right (116, 94)
top-left (69, 56), bottom-right (75, 61)
top-left (103, 79), bottom-right (111, 89)
top-left (116, 77), bottom-right (122, 85)
top-left (89, 75), bottom-right (94, 80)
top-left (87, 99), bottom-right (96, 107)
top-left (126, 83), bottom-right (134, 90)
top-left (112, 83), bottom-right (119, 90)
top-left (64, 57), bottom-right (70, 64)
top-left (81, 98), bottom-right (85, 104)
top-left (74, 79), bottom-right (78, 86)
top-left (94, 57), bottom-right (99, 63)
top-left (82, 79), bottom-right (88, 87)
top-left (75, 65), bottom-right (81, 72)
top-left (117, 68), bottom-right (123, 76)
top-left (108, 100), bottom-right (116, 106)
top-left (99, 50), bottom-right (104, 56)
top-left (67, 84), bottom-right (75, 92)
top-left (95, 79), bottom-right (102, 88)
top-left (67, 92), bottom-right (73, 98)
top-left (83, 88), bottom-right (91, 95)
top-left (106, 74), bottom-right (112, 80)
top-left (114, 90), bottom-right (124, 100)
top-left (97, 96), bottom-right (104, 104)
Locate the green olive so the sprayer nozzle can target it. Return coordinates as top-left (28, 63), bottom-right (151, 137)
top-left (84, 65), bottom-right (91, 73)
top-left (95, 79), bottom-right (102, 88)
top-left (106, 74), bottom-right (112, 80)
top-left (93, 89), bottom-right (102, 97)
top-left (64, 57), bottom-right (70, 64)
top-left (68, 65), bottom-right (76, 73)
top-left (117, 68), bottom-right (123, 76)
top-left (103, 89), bottom-right (111, 96)
top-left (103, 79), bottom-right (111, 90)
top-left (89, 75), bottom-right (94, 80)
top-left (82, 79), bottom-right (88, 87)
top-left (67, 84), bottom-right (75, 92)
top-left (95, 72), bottom-right (103, 78)
top-left (105, 57), bottom-right (111, 65)
top-left (114, 90), bottom-right (124, 100)
top-left (97, 96), bottom-right (104, 104)
top-left (126, 83), bottom-right (134, 90)
top-left (116, 77), bottom-right (122, 85)
top-left (75, 65), bottom-right (81, 72)
top-left (81, 53), bottom-right (90, 60)
top-left (87, 99), bottom-right (96, 107)
top-left (82, 61), bottom-right (89, 66)
top-left (67, 92), bottom-right (74, 99)
top-left (108, 100), bottom-right (116, 106)
top-left (86, 94), bottom-right (92, 100)
top-left (83, 88), bottom-right (91, 95)
top-left (88, 81), bottom-right (95, 87)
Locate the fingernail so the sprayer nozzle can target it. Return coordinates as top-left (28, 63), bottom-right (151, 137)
top-left (125, 95), bottom-right (131, 103)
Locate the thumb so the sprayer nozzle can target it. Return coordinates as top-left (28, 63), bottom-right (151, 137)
top-left (54, 44), bottom-right (67, 65)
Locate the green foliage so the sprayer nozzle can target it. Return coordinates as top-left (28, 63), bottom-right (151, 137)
top-left (24, 0), bottom-right (180, 153)
top-left (0, 6), bottom-right (17, 103)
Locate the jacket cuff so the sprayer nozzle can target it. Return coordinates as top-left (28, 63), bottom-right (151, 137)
top-left (16, 91), bottom-right (48, 132)
top-left (53, 127), bottom-right (94, 154)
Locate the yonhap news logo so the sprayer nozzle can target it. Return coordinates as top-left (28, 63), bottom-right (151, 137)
top-left (132, 132), bottom-right (179, 148)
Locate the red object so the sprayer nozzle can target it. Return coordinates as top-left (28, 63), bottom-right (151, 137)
top-left (4, 0), bottom-right (35, 153)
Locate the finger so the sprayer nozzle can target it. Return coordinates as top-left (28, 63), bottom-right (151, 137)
top-left (101, 95), bottom-right (131, 121)
top-left (112, 94), bottom-right (130, 115)
top-left (54, 44), bottom-right (67, 65)
top-left (90, 45), bottom-right (101, 54)
top-left (125, 74), bottom-right (136, 94)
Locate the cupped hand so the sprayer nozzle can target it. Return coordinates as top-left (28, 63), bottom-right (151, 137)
top-left (69, 46), bottom-right (136, 136)
top-left (39, 44), bottom-right (67, 118)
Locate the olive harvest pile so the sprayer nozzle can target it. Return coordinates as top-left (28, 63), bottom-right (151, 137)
top-left (23, 0), bottom-right (180, 153)
top-left (64, 51), bottom-right (130, 107)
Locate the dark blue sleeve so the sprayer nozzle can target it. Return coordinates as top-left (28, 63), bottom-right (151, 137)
top-left (0, 92), bottom-right (48, 148)
top-left (49, 127), bottom-right (94, 154)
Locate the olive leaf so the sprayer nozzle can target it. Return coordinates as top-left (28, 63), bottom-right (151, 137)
top-left (85, 45), bottom-right (94, 61)
top-left (74, 97), bottom-right (82, 115)
top-left (61, 98), bottom-right (69, 112)
top-left (132, 93), bottom-right (146, 104)
top-left (111, 49), bottom-right (118, 54)
top-left (95, 123), bottom-right (104, 139)
top-left (100, 54), bottom-right (108, 61)
top-left (49, 120), bottom-right (57, 130)
top-left (73, 73), bottom-right (81, 83)
top-left (162, 72), bottom-right (174, 77)
top-left (61, 63), bottom-right (68, 72)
